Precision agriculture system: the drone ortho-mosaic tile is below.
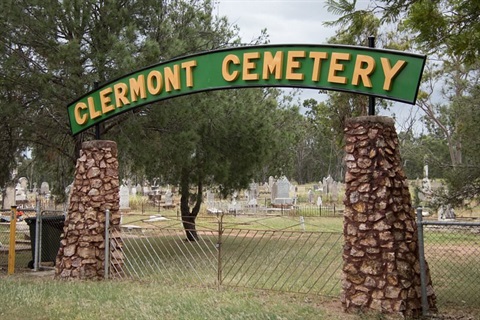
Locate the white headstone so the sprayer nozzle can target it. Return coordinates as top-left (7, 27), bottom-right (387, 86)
top-left (120, 185), bottom-right (130, 209)
top-left (164, 192), bottom-right (173, 206)
top-left (19, 177), bottom-right (28, 191)
top-left (317, 196), bottom-right (323, 207)
top-left (15, 182), bottom-right (27, 201)
top-left (247, 183), bottom-right (257, 206)
top-left (276, 177), bottom-right (290, 198)
top-left (40, 182), bottom-right (50, 195)
top-left (3, 186), bottom-right (16, 209)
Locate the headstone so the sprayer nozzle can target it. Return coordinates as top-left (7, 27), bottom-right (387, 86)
top-left (325, 175), bottom-right (334, 194)
top-left (206, 190), bottom-right (215, 205)
top-left (15, 181), bottom-right (27, 202)
top-left (273, 176), bottom-right (293, 205)
top-left (164, 191), bottom-right (173, 206)
top-left (262, 182), bottom-right (269, 193)
top-left (206, 190), bottom-right (221, 214)
top-left (318, 182), bottom-right (324, 193)
top-left (247, 183), bottom-right (257, 206)
top-left (316, 196), bottom-right (323, 207)
top-left (143, 183), bottom-right (150, 195)
top-left (308, 189), bottom-right (314, 203)
top-left (3, 186), bottom-right (16, 209)
top-left (119, 185), bottom-right (130, 209)
top-left (268, 176), bottom-right (275, 201)
top-left (331, 182), bottom-right (339, 201)
top-left (228, 197), bottom-right (242, 213)
top-left (40, 182), bottom-right (50, 195)
top-left (19, 177), bottom-right (28, 191)
top-left (445, 205), bottom-right (455, 219)
top-left (437, 206), bottom-right (444, 221)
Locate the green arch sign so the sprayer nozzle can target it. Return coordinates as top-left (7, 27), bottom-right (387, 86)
top-left (67, 44), bottom-right (426, 135)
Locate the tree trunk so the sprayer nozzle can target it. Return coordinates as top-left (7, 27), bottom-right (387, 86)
top-left (179, 167), bottom-right (203, 241)
top-left (181, 214), bottom-right (198, 241)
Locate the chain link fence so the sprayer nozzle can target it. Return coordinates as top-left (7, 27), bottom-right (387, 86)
top-left (417, 211), bottom-right (480, 313)
top-left (0, 208), bottom-right (65, 273)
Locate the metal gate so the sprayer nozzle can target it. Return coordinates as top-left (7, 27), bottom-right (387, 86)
top-left (112, 214), bottom-right (343, 296)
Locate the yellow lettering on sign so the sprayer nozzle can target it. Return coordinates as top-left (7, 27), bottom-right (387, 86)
top-left (243, 52), bottom-right (260, 81)
top-left (309, 52), bottom-right (328, 81)
top-left (328, 52), bottom-right (350, 84)
top-left (263, 51), bottom-right (283, 80)
top-left (182, 60), bottom-right (197, 87)
top-left (286, 51), bottom-right (305, 80)
top-left (352, 55), bottom-right (375, 88)
top-left (100, 87), bottom-right (115, 114)
top-left (147, 70), bottom-right (163, 95)
top-left (74, 102), bottom-right (88, 125)
top-left (114, 83), bottom-right (129, 107)
top-left (165, 65), bottom-right (180, 92)
top-left (130, 75), bottom-right (146, 102)
top-left (88, 96), bottom-right (101, 120)
top-left (381, 58), bottom-right (406, 91)
top-left (222, 54), bottom-right (240, 82)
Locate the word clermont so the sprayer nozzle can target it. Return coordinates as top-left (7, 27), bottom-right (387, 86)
top-left (68, 45), bottom-right (425, 135)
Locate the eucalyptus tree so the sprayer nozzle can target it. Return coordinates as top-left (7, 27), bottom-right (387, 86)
top-left (377, 0), bottom-right (480, 65)
top-left (326, 0), bottom-right (480, 205)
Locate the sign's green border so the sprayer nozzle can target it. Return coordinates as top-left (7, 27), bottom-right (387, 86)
top-left (67, 44), bottom-right (426, 135)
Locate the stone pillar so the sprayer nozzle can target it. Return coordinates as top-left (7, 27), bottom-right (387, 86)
top-left (342, 116), bottom-right (436, 317)
top-left (55, 140), bottom-right (123, 279)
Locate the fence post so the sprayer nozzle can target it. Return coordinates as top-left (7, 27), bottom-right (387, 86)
top-left (416, 207), bottom-right (429, 316)
top-left (34, 200), bottom-right (41, 271)
top-left (8, 206), bottom-right (17, 275)
top-left (217, 213), bottom-right (223, 287)
top-left (104, 209), bottom-right (110, 279)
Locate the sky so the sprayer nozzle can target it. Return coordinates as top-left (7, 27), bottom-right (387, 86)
top-left (215, 0), bottom-right (424, 134)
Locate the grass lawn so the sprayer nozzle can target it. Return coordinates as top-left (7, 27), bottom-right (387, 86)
top-left (2, 206), bottom-right (480, 319)
top-left (0, 273), bottom-right (360, 320)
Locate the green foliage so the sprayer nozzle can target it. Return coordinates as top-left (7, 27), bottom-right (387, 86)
top-left (401, 0), bottom-right (480, 64)
top-left (0, 0), bottom-right (244, 196)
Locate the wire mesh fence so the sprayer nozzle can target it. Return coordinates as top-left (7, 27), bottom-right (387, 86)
top-left (0, 208), bottom-right (34, 272)
top-left (112, 213), bottom-right (344, 297)
top-left (0, 209), bottom-right (65, 273)
top-left (220, 227), bottom-right (342, 296)
top-left (420, 220), bottom-right (480, 309)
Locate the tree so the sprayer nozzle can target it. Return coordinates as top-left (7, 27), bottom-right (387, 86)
top-left (112, 86), bottom-right (293, 241)
top-left (0, 0), bottom-right (240, 199)
top-left (338, 0), bottom-right (480, 206)
top-left (377, 0), bottom-right (480, 64)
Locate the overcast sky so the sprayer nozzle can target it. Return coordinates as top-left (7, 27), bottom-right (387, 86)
top-left (215, 0), bottom-right (423, 133)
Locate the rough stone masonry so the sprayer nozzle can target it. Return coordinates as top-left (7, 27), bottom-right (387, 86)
top-left (342, 116), bottom-right (436, 317)
top-left (55, 140), bottom-right (123, 279)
